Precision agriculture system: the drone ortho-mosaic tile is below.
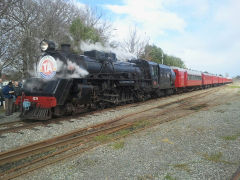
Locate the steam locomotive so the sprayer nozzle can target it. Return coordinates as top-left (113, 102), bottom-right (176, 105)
top-left (16, 40), bottom-right (175, 120)
top-left (16, 40), bottom-right (231, 120)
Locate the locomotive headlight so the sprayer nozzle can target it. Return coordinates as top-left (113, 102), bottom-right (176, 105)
top-left (40, 40), bottom-right (48, 51)
top-left (40, 40), bottom-right (55, 52)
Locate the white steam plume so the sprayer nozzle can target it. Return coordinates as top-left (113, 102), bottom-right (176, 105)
top-left (55, 58), bottom-right (89, 78)
top-left (81, 41), bottom-right (137, 61)
top-left (66, 60), bottom-right (89, 78)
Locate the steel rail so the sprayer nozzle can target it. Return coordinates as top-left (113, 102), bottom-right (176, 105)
top-left (0, 87), bottom-right (220, 135)
top-left (0, 123), bottom-right (132, 180)
top-left (0, 123), bottom-right (130, 166)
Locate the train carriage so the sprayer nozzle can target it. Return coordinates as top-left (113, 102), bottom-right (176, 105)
top-left (186, 70), bottom-right (202, 87)
top-left (212, 75), bottom-right (219, 86)
top-left (223, 77), bottom-right (227, 84)
top-left (172, 67), bottom-right (187, 88)
top-left (218, 76), bottom-right (223, 84)
top-left (130, 60), bottom-right (176, 97)
top-left (227, 77), bottom-right (232, 83)
top-left (202, 73), bottom-right (213, 88)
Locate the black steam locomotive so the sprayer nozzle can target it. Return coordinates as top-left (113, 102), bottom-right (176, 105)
top-left (16, 40), bottom-right (176, 120)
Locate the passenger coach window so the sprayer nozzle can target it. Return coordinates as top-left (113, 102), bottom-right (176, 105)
top-left (188, 75), bottom-right (202, 80)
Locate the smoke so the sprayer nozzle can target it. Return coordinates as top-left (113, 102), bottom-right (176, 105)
top-left (56, 59), bottom-right (64, 73)
top-left (66, 60), bottom-right (89, 78)
top-left (28, 69), bottom-right (38, 77)
top-left (55, 58), bottom-right (89, 78)
top-left (81, 41), bottom-right (137, 61)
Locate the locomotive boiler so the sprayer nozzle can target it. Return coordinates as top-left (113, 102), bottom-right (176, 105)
top-left (18, 40), bottom-right (174, 120)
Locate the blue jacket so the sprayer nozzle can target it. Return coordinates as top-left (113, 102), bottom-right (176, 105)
top-left (2, 85), bottom-right (14, 99)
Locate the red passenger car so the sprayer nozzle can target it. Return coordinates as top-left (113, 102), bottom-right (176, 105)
top-left (223, 77), bottom-right (227, 84)
top-left (227, 78), bottom-right (233, 83)
top-left (202, 73), bottom-right (213, 88)
top-left (172, 67), bottom-right (187, 88)
top-left (173, 67), bottom-right (232, 90)
top-left (218, 76), bottom-right (223, 84)
top-left (186, 70), bottom-right (202, 87)
top-left (212, 75), bottom-right (218, 86)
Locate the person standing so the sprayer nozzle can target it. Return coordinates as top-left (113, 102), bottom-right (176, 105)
top-left (2, 82), bottom-right (14, 116)
top-left (13, 81), bottom-right (21, 97)
top-left (13, 81), bottom-right (21, 112)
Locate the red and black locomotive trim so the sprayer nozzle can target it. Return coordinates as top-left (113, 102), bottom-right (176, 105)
top-left (16, 95), bottom-right (57, 108)
top-left (16, 93), bottom-right (57, 120)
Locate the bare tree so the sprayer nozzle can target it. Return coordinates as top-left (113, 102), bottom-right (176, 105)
top-left (0, 0), bottom-right (113, 78)
top-left (36, 0), bottom-right (77, 43)
top-left (0, 0), bottom-right (21, 76)
top-left (7, 0), bottom-right (40, 77)
top-left (122, 26), bottom-right (149, 58)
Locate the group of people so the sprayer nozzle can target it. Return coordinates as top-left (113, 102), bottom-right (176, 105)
top-left (0, 79), bottom-right (22, 116)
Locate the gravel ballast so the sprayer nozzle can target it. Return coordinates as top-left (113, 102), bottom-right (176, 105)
top-left (0, 88), bottom-right (217, 152)
top-left (15, 87), bottom-right (240, 180)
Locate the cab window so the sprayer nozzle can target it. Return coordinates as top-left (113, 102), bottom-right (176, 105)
top-left (150, 65), bottom-right (158, 77)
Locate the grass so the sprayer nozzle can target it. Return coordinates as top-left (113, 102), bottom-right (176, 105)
top-left (94, 119), bottom-right (150, 145)
top-left (137, 174), bottom-right (154, 180)
top-left (132, 120), bottom-right (150, 129)
top-left (221, 133), bottom-right (240, 141)
top-left (164, 174), bottom-right (176, 180)
top-left (203, 152), bottom-right (223, 163)
top-left (115, 129), bottom-right (131, 136)
top-left (111, 141), bottom-right (125, 149)
top-left (202, 152), bottom-right (236, 165)
top-left (189, 103), bottom-right (208, 111)
top-left (93, 134), bottom-right (112, 143)
top-left (215, 109), bottom-right (225, 113)
top-left (227, 85), bottom-right (240, 88)
top-left (173, 163), bottom-right (191, 173)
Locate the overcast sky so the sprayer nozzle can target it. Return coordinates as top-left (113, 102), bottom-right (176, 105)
top-left (77, 0), bottom-right (240, 77)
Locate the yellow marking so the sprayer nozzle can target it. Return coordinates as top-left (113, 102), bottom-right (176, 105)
top-left (161, 138), bottom-right (174, 144)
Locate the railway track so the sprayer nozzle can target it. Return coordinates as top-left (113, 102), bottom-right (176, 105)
top-left (0, 107), bottom-right (120, 135)
top-left (0, 87), bottom-right (220, 136)
top-left (231, 166), bottom-right (240, 180)
top-left (0, 87), bottom-right (224, 179)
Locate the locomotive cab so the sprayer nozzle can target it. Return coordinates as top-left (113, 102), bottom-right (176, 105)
top-left (143, 61), bottom-right (176, 90)
top-left (148, 62), bottom-right (159, 88)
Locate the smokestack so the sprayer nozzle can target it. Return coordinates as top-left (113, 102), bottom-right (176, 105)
top-left (61, 44), bottom-right (71, 52)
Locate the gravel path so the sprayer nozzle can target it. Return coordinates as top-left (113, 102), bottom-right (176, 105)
top-left (14, 85), bottom-right (240, 180)
top-left (0, 88), bottom-right (217, 152)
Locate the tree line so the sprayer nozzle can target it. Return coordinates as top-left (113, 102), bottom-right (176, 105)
top-left (0, 0), bottom-right (185, 80)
